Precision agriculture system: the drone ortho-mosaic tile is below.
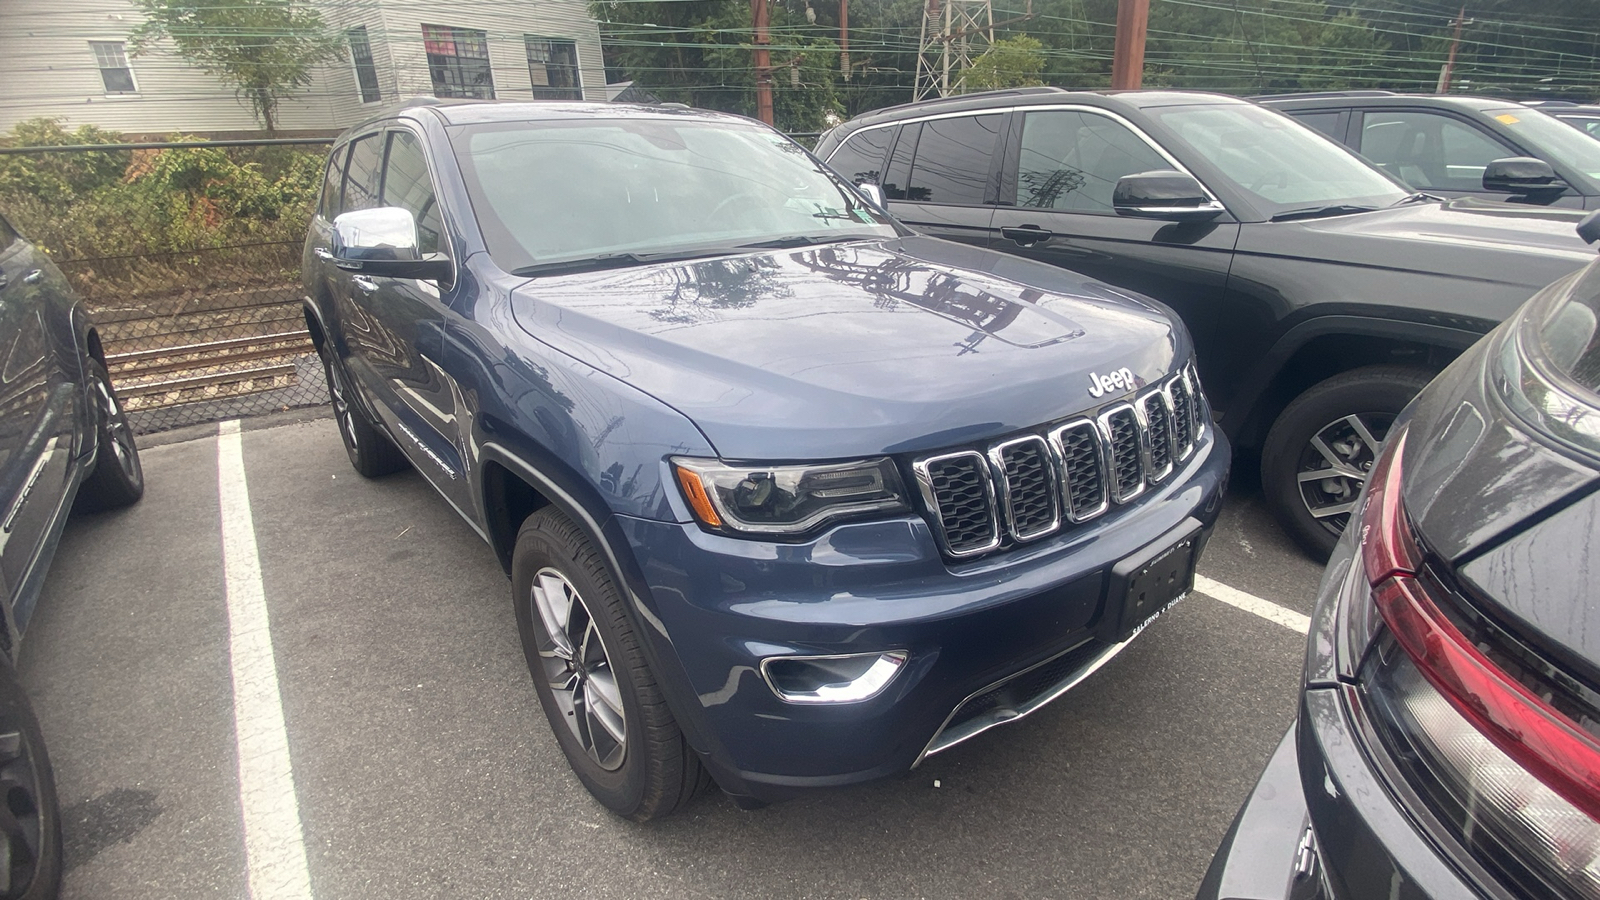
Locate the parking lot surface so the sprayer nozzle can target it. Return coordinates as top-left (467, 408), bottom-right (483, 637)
top-left (25, 415), bottom-right (1325, 900)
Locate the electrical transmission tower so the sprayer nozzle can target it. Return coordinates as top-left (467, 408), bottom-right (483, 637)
top-left (915, 0), bottom-right (995, 100)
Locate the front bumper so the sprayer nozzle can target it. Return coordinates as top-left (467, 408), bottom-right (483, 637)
top-left (616, 428), bottom-right (1230, 802)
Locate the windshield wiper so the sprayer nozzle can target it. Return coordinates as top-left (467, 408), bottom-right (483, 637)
top-left (1269, 204), bottom-right (1381, 222)
top-left (1391, 191), bottom-right (1444, 206)
top-left (511, 248), bottom-right (732, 277)
top-left (733, 234), bottom-right (880, 250)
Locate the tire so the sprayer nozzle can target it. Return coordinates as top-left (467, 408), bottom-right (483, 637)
top-left (76, 360), bottom-right (143, 512)
top-left (0, 662), bottom-right (62, 900)
top-left (1262, 365), bottom-right (1435, 559)
top-left (511, 507), bottom-right (709, 821)
top-left (319, 349), bottom-right (408, 478)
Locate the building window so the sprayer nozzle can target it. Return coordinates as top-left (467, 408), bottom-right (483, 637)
top-left (525, 37), bottom-right (581, 100)
top-left (423, 24), bottom-right (494, 100)
top-left (348, 26), bottom-right (381, 104)
top-left (90, 41), bottom-right (136, 94)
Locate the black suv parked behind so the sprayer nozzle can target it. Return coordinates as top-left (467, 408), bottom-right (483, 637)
top-left (816, 88), bottom-right (1594, 555)
top-left (1199, 225), bottom-right (1600, 900)
top-left (301, 99), bottom-right (1229, 820)
top-left (1260, 91), bottom-right (1600, 207)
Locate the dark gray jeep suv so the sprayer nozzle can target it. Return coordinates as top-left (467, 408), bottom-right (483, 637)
top-left (817, 87), bottom-right (1595, 556)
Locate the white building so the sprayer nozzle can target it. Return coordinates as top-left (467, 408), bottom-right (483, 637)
top-left (0, 1), bottom-right (608, 135)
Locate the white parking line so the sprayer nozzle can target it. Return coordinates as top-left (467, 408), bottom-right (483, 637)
top-left (217, 420), bottom-right (315, 900)
top-left (1195, 575), bottom-right (1312, 635)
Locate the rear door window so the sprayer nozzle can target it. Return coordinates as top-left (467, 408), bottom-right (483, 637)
top-left (1014, 110), bottom-right (1170, 213)
top-left (904, 114), bottom-right (1002, 205)
top-left (343, 133), bottom-right (385, 212)
top-left (1357, 110), bottom-right (1517, 192)
top-left (826, 127), bottom-right (893, 187)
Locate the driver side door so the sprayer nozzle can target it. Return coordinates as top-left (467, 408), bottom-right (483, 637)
top-left (988, 108), bottom-right (1239, 370)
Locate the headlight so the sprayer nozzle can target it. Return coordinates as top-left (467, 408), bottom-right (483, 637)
top-left (671, 457), bottom-right (909, 537)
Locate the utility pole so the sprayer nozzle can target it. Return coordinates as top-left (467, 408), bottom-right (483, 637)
top-left (840, 0), bottom-right (850, 81)
top-left (752, 0), bottom-right (774, 125)
top-left (1110, 0), bottom-right (1149, 90)
top-left (1436, 6), bottom-right (1467, 93)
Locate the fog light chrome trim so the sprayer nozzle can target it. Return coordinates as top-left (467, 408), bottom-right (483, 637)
top-left (760, 651), bottom-right (909, 704)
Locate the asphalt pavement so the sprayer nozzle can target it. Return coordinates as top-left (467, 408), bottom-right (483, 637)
top-left (23, 414), bottom-right (1327, 900)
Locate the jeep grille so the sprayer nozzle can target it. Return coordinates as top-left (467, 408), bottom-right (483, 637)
top-left (913, 366), bottom-right (1206, 559)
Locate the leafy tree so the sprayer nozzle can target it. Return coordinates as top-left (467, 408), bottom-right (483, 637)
top-left (129, 0), bottom-right (345, 132)
top-left (964, 36), bottom-right (1047, 91)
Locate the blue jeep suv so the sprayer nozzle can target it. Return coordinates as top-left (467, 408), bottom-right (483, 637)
top-left (301, 99), bottom-right (1230, 820)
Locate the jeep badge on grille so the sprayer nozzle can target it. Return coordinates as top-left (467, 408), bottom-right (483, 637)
top-left (1088, 367), bottom-right (1139, 399)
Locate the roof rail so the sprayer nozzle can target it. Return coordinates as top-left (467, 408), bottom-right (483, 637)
top-left (869, 85), bottom-right (1069, 117)
top-left (1252, 90), bottom-right (1398, 100)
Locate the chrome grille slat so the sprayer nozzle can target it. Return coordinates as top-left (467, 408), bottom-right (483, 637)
top-left (915, 371), bottom-right (1207, 559)
top-left (1141, 391), bottom-right (1174, 483)
top-left (1049, 419), bottom-right (1108, 523)
top-left (1099, 403), bottom-right (1145, 503)
top-left (1168, 376), bottom-right (1195, 461)
top-left (989, 435), bottom-right (1061, 541)
top-left (913, 451), bottom-right (1001, 557)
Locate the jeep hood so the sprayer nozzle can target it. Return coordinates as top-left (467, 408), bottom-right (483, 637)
top-left (1245, 199), bottom-right (1593, 294)
top-left (509, 236), bottom-right (1184, 459)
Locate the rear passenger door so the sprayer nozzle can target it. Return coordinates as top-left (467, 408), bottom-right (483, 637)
top-left (881, 114), bottom-right (1004, 247)
top-left (989, 108), bottom-right (1239, 366)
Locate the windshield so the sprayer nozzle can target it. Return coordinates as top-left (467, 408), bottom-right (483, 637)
top-left (1146, 103), bottom-right (1410, 217)
top-left (1485, 107), bottom-right (1600, 184)
top-left (451, 117), bottom-right (898, 273)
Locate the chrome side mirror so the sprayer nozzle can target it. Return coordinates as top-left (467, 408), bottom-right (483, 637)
top-left (332, 207), bottom-right (421, 263)
top-left (857, 182), bottom-right (886, 208)
top-left (329, 207), bottom-right (451, 280)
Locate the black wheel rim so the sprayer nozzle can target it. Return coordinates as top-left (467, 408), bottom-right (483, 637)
top-left (531, 567), bottom-right (627, 771)
top-left (1294, 412), bottom-right (1393, 539)
top-left (324, 359), bottom-right (359, 451)
top-left (0, 728), bottom-right (45, 899)
top-left (95, 371), bottom-right (139, 483)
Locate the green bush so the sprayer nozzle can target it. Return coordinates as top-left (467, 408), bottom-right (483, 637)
top-left (0, 118), bottom-right (325, 305)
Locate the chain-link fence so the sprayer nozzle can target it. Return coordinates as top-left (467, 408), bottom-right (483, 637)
top-left (0, 137), bottom-right (333, 434)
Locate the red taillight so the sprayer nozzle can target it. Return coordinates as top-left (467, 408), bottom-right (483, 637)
top-left (1361, 427), bottom-right (1600, 824)
top-left (1358, 429), bottom-right (1419, 584)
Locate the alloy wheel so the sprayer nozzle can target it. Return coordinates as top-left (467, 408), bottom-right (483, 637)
top-left (325, 361), bottom-right (359, 450)
top-left (95, 372), bottom-right (138, 480)
top-left (531, 567), bottom-right (627, 771)
top-left (1294, 412), bottom-right (1393, 539)
top-left (0, 729), bottom-right (44, 898)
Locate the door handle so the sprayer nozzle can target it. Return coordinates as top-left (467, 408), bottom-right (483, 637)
top-left (1001, 224), bottom-right (1054, 246)
top-left (21, 269), bottom-right (42, 285)
top-left (352, 275), bottom-right (379, 294)
top-left (314, 247), bottom-right (334, 260)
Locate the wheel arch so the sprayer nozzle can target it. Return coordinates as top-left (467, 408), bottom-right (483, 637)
top-left (475, 439), bottom-right (725, 767)
top-left (1223, 316), bottom-right (1484, 450)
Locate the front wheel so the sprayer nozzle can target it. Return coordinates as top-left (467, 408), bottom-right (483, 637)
top-left (511, 507), bottom-right (708, 821)
top-left (1261, 365), bottom-right (1435, 559)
